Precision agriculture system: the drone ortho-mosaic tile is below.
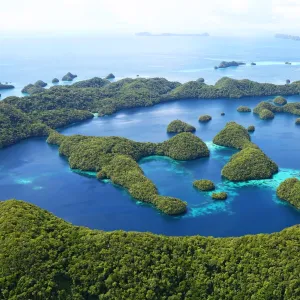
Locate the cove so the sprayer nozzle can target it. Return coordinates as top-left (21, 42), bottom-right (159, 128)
top-left (1, 96), bottom-right (300, 236)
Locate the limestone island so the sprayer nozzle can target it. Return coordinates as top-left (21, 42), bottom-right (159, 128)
top-left (295, 118), bottom-right (300, 125)
top-left (213, 122), bottom-right (278, 181)
top-left (273, 96), bottom-right (287, 106)
top-left (34, 80), bottom-right (47, 88)
top-left (52, 78), bottom-right (59, 84)
top-left (62, 72), bottom-right (77, 81)
top-left (251, 62), bottom-right (256, 66)
top-left (212, 192), bottom-right (227, 200)
top-left (237, 106), bottom-right (251, 112)
top-left (214, 61), bottom-right (245, 69)
top-left (193, 179), bottom-right (215, 191)
top-left (47, 131), bottom-right (210, 215)
top-left (0, 83), bottom-right (14, 90)
top-left (21, 83), bottom-right (45, 95)
top-left (196, 78), bottom-right (205, 83)
top-left (248, 125), bottom-right (255, 132)
top-left (105, 73), bottom-right (115, 80)
top-left (277, 178), bottom-right (300, 209)
top-left (199, 115), bottom-right (212, 122)
top-left (167, 120), bottom-right (196, 133)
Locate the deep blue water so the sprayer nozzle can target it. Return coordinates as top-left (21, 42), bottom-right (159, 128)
top-left (1, 96), bottom-right (300, 237)
top-left (1, 35), bottom-right (300, 236)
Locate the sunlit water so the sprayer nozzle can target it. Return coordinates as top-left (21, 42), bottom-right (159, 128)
top-left (1, 95), bottom-right (300, 236)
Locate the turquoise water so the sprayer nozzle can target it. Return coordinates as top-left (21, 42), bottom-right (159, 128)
top-left (1, 35), bottom-right (300, 236)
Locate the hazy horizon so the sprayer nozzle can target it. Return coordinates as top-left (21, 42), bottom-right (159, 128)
top-left (1, 0), bottom-right (300, 37)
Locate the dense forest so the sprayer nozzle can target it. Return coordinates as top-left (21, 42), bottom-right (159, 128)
top-left (1, 199), bottom-right (300, 300)
top-left (47, 131), bottom-right (209, 215)
top-left (1, 76), bottom-right (300, 149)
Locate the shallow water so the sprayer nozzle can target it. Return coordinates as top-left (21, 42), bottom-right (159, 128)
top-left (1, 96), bottom-right (300, 236)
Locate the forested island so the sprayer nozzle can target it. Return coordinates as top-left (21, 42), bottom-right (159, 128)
top-left (1, 199), bottom-right (300, 299)
top-left (47, 131), bottom-right (209, 215)
top-left (2, 76), bottom-right (300, 149)
top-left (214, 61), bottom-right (245, 69)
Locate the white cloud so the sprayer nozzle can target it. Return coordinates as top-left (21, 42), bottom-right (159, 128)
top-left (1, 0), bottom-right (300, 35)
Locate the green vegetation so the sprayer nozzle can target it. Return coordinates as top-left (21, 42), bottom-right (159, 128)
top-left (167, 119), bottom-right (196, 133)
top-left (213, 121), bottom-right (251, 149)
top-left (106, 73), bottom-right (115, 79)
top-left (196, 77), bottom-right (205, 83)
top-left (72, 77), bottom-right (110, 88)
top-left (222, 146), bottom-right (278, 181)
top-left (198, 115), bottom-right (212, 122)
top-left (21, 83), bottom-right (45, 95)
top-left (237, 105), bottom-right (251, 112)
top-left (35, 80), bottom-right (47, 87)
top-left (213, 122), bottom-right (278, 181)
top-left (193, 179), bottom-right (215, 191)
top-left (3, 76), bottom-right (300, 149)
top-left (52, 78), bottom-right (59, 84)
top-left (274, 96), bottom-right (287, 105)
top-left (0, 103), bottom-right (49, 148)
top-left (277, 178), bottom-right (300, 209)
top-left (214, 61), bottom-right (245, 69)
top-left (1, 199), bottom-right (300, 299)
top-left (212, 192), bottom-right (227, 200)
top-left (260, 109), bottom-right (275, 120)
top-left (248, 125), bottom-right (255, 132)
top-left (47, 131), bottom-right (208, 214)
top-left (254, 100), bottom-right (300, 119)
top-left (296, 118), bottom-right (300, 125)
top-left (62, 72), bottom-right (77, 81)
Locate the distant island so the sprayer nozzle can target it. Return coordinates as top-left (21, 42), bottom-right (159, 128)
top-left (214, 61), bottom-right (245, 69)
top-left (275, 34), bottom-right (300, 41)
top-left (0, 83), bottom-right (14, 90)
top-left (136, 32), bottom-right (209, 37)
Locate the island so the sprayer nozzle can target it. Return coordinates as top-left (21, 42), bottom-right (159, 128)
top-left (47, 131), bottom-right (209, 215)
top-left (62, 72), bottom-right (77, 81)
top-left (52, 78), bottom-right (59, 84)
top-left (273, 96), bottom-right (287, 106)
top-left (277, 178), bottom-right (300, 208)
top-left (237, 106), bottom-right (251, 112)
top-left (214, 61), bottom-right (245, 69)
top-left (34, 80), bottom-right (47, 87)
top-left (167, 119), bottom-right (196, 133)
top-left (296, 118), bottom-right (300, 125)
top-left (212, 192), bottom-right (227, 200)
top-left (251, 62), bottom-right (256, 65)
top-left (2, 76), bottom-right (300, 149)
top-left (248, 125), bottom-right (255, 132)
top-left (0, 83), bottom-right (14, 90)
top-left (213, 122), bottom-right (278, 181)
top-left (136, 32), bottom-right (209, 37)
top-left (198, 115), bottom-right (212, 122)
top-left (21, 83), bottom-right (45, 95)
top-left (2, 199), bottom-right (300, 299)
top-left (193, 179), bottom-right (215, 191)
top-left (275, 33), bottom-right (300, 41)
top-left (105, 73), bottom-right (115, 80)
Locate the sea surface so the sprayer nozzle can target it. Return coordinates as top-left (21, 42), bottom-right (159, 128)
top-left (1, 35), bottom-right (300, 236)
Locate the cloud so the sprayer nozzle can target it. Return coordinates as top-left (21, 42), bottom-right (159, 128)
top-left (1, 0), bottom-right (300, 35)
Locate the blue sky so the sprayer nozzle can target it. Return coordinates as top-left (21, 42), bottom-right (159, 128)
top-left (1, 0), bottom-right (299, 35)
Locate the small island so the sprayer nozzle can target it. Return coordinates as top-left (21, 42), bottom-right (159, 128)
top-left (167, 120), bottom-right (196, 133)
top-left (52, 78), bottom-right (59, 84)
top-left (277, 178), bottom-right (300, 209)
top-left (251, 62), bottom-right (256, 66)
top-left (237, 106), bottom-right (251, 112)
top-left (214, 61), bottom-right (245, 69)
top-left (193, 179), bottom-right (215, 191)
top-left (196, 78), bottom-right (205, 83)
top-left (105, 73), bottom-right (115, 80)
top-left (273, 96), bottom-right (287, 106)
top-left (199, 115), bottom-right (212, 122)
top-left (62, 72), bottom-right (77, 81)
top-left (295, 118), bottom-right (300, 125)
top-left (0, 83), bottom-right (14, 90)
top-left (213, 122), bottom-right (278, 181)
top-left (275, 33), bottom-right (300, 41)
top-left (34, 80), bottom-right (47, 88)
top-left (21, 83), bottom-right (45, 95)
top-left (212, 192), bottom-right (227, 200)
top-left (259, 109), bottom-right (275, 120)
top-left (248, 125), bottom-right (255, 132)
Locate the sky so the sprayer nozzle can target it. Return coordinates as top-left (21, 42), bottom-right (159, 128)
top-left (1, 0), bottom-right (300, 36)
